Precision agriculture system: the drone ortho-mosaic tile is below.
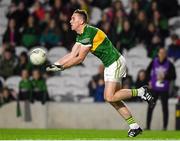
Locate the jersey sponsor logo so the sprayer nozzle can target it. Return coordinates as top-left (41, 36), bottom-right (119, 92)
top-left (80, 38), bottom-right (90, 44)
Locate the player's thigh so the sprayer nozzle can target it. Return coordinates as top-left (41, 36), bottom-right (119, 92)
top-left (104, 81), bottom-right (120, 100)
top-left (104, 55), bottom-right (126, 99)
top-left (104, 55), bottom-right (127, 83)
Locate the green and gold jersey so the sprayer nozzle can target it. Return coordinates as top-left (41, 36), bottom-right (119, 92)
top-left (76, 25), bottom-right (120, 67)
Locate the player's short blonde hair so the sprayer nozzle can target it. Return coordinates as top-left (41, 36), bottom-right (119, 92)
top-left (74, 9), bottom-right (88, 23)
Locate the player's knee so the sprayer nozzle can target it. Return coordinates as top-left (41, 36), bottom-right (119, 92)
top-left (104, 95), bottom-right (114, 102)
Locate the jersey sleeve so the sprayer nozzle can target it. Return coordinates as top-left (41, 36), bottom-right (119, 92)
top-left (76, 36), bottom-right (92, 48)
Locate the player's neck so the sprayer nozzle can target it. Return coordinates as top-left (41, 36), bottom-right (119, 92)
top-left (76, 24), bottom-right (86, 34)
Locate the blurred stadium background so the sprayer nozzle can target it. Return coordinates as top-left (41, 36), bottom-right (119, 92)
top-left (0, 0), bottom-right (180, 139)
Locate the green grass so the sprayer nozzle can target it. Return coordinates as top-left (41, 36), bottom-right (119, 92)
top-left (0, 129), bottom-right (180, 140)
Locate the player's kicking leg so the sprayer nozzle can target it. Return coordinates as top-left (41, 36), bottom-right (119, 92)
top-left (105, 83), bottom-right (155, 137)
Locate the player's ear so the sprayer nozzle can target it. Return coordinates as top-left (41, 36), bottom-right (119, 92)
top-left (80, 20), bottom-right (84, 25)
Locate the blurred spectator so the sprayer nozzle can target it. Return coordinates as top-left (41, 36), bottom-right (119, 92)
top-left (6, 3), bottom-right (18, 19)
top-left (129, 0), bottom-right (140, 25)
top-left (96, 12), bottom-right (109, 28)
top-left (113, 9), bottom-right (126, 35)
top-left (148, 34), bottom-right (163, 58)
top-left (65, 0), bottom-right (80, 19)
top-left (30, 1), bottom-right (45, 22)
top-left (156, 0), bottom-right (179, 18)
top-left (51, 0), bottom-right (64, 21)
top-left (144, 23), bottom-right (163, 58)
top-left (0, 87), bottom-right (15, 106)
top-left (15, 52), bottom-right (32, 75)
top-left (152, 10), bottom-right (169, 39)
top-left (146, 48), bottom-right (176, 130)
top-left (40, 19), bottom-right (62, 49)
top-left (77, 0), bottom-right (90, 15)
top-left (134, 10), bottom-right (148, 43)
top-left (108, 0), bottom-right (126, 23)
top-left (21, 15), bottom-right (39, 49)
top-left (122, 69), bottom-right (133, 89)
top-left (0, 48), bottom-right (18, 79)
top-left (40, 11), bottom-right (51, 32)
top-left (19, 69), bottom-right (32, 101)
top-left (11, 0), bottom-right (35, 7)
top-left (58, 11), bottom-right (69, 25)
top-left (146, 1), bottom-right (159, 19)
top-left (88, 64), bottom-right (104, 97)
top-left (90, 0), bottom-right (111, 10)
top-left (101, 21), bottom-right (117, 46)
top-left (42, 0), bottom-right (52, 12)
top-left (31, 69), bottom-right (50, 104)
top-left (7, 2), bottom-right (29, 29)
top-left (168, 34), bottom-right (180, 61)
top-left (3, 18), bottom-right (21, 48)
top-left (94, 77), bottom-right (105, 102)
top-left (61, 22), bottom-right (76, 50)
top-left (117, 19), bottom-right (135, 52)
top-left (112, 9), bottom-right (127, 49)
top-left (135, 69), bottom-right (148, 88)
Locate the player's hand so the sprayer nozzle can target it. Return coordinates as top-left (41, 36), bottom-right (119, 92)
top-left (46, 64), bottom-right (64, 72)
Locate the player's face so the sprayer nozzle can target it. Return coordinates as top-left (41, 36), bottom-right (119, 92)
top-left (70, 13), bottom-right (83, 31)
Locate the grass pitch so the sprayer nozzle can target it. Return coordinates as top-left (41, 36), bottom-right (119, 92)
top-left (0, 129), bottom-right (180, 140)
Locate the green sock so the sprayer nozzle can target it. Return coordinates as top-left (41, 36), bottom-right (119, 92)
top-left (131, 89), bottom-right (138, 97)
top-left (126, 116), bottom-right (136, 125)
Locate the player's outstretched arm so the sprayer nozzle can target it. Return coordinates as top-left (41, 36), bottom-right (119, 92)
top-left (56, 43), bottom-right (81, 65)
top-left (61, 44), bottom-right (90, 69)
top-left (46, 43), bottom-right (91, 71)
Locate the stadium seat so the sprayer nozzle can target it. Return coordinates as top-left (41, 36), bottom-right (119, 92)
top-left (0, 0), bottom-right (11, 6)
top-left (0, 16), bottom-right (8, 26)
top-left (15, 46), bottom-right (28, 57)
top-left (61, 66), bottom-right (82, 77)
top-left (64, 76), bottom-right (89, 96)
top-left (46, 76), bottom-right (68, 98)
top-left (69, 86), bottom-right (89, 96)
top-left (175, 72), bottom-right (180, 87)
top-left (83, 57), bottom-right (102, 68)
top-left (175, 61), bottom-right (180, 88)
top-left (121, 0), bottom-right (130, 8)
top-left (126, 56), bottom-right (151, 81)
top-left (0, 25), bottom-right (6, 35)
top-left (165, 37), bottom-right (172, 49)
top-left (174, 28), bottom-right (180, 37)
top-left (64, 76), bottom-right (85, 87)
top-left (48, 47), bottom-right (68, 63)
top-left (175, 59), bottom-right (180, 68)
top-left (0, 7), bottom-right (7, 17)
top-left (0, 35), bottom-right (2, 45)
top-left (127, 45), bottom-right (147, 58)
top-left (168, 16), bottom-right (180, 30)
top-left (79, 67), bottom-right (98, 77)
top-left (5, 76), bottom-right (21, 93)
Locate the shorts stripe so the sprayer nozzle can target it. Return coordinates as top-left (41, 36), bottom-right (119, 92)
top-left (115, 60), bottom-right (120, 79)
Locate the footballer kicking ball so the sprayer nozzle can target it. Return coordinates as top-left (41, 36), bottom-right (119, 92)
top-left (30, 48), bottom-right (47, 65)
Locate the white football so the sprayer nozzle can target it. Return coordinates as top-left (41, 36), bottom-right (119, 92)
top-left (30, 48), bottom-right (46, 65)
